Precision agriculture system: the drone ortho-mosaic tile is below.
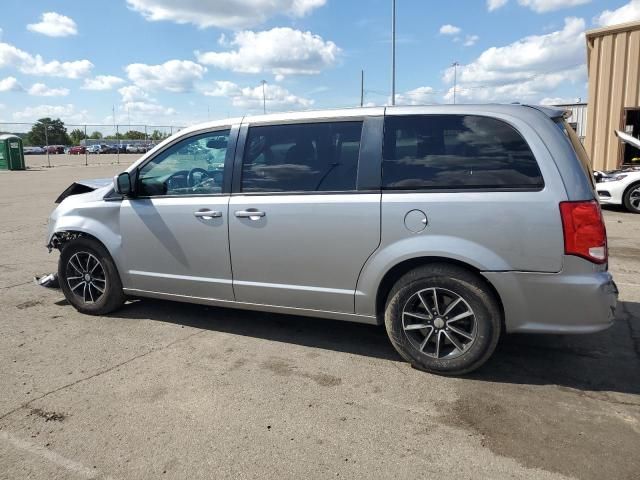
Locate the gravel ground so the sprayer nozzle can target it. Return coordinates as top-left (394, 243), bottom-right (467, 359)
top-left (0, 164), bottom-right (638, 480)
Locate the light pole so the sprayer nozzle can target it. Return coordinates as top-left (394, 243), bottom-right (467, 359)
top-left (452, 61), bottom-right (460, 105)
top-left (360, 69), bottom-right (364, 107)
top-left (261, 80), bottom-right (267, 114)
top-left (391, 0), bottom-right (396, 106)
top-left (44, 122), bottom-right (51, 168)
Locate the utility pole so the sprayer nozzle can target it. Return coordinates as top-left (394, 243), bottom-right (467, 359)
top-left (452, 61), bottom-right (460, 105)
top-left (261, 80), bottom-right (267, 114)
top-left (391, 0), bottom-right (396, 106)
top-left (360, 70), bottom-right (364, 107)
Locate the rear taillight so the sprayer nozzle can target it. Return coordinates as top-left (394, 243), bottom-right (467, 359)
top-left (559, 200), bottom-right (607, 264)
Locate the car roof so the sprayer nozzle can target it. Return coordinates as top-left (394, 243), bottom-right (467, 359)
top-left (178, 104), bottom-right (564, 135)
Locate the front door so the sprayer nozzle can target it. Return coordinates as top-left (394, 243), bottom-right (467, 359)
top-left (228, 120), bottom-right (381, 313)
top-left (119, 128), bottom-right (235, 301)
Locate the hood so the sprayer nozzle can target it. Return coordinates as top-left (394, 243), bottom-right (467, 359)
top-left (55, 178), bottom-right (113, 203)
top-left (615, 130), bottom-right (640, 150)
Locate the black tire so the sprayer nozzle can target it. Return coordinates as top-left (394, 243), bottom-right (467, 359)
top-left (623, 182), bottom-right (640, 214)
top-left (384, 264), bottom-right (501, 375)
top-left (58, 237), bottom-right (125, 315)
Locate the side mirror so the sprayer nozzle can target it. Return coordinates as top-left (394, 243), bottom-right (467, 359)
top-left (114, 172), bottom-right (133, 196)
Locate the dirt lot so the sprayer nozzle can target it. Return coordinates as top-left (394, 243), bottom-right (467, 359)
top-left (0, 163), bottom-right (639, 480)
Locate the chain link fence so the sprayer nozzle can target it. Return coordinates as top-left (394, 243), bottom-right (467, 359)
top-left (0, 121), bottom-right (186, 168)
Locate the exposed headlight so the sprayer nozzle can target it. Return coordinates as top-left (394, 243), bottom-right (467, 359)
top-left (600, 174), bottom-right (628, 182)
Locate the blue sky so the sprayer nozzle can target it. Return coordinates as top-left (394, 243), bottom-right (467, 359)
top-left (0, 0), bottom-right (637, 128)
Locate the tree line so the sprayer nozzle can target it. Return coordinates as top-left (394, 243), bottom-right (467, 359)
top-left (14, 118), bottom-right (171, 146)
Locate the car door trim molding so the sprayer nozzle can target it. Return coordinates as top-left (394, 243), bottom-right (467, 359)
top-left (122, 287), bottom-right (378, 324)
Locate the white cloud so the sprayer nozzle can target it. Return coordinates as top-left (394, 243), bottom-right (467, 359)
top-left (488, 0), bottom-right (509, 11)
top-left (27, 12), bottom-right (78, 37)
top-left (12, 104), bottom-right (88, 123)
top-left (123, 101), bottom-right (176, 117)
top-left (442, 17), bottom-right (586, 103)
top-left (0, 42), bottom-right (92, 78)
top-left (540, 96), bottom-right (581, 105)
top-left (596, 0), bottom-right (640, 27)
top-left (126, 0), bottom-right (326, 29)
top-left (82, 75), bottom-right (125, 91)
top-left (0, 76), bottom-right (23, 92)
top-left (463, 35), bottom-right (479, 47)
top-left (116, 84), bottom-right (176, 121)
top-left (195, 28), bottom-right (340, 78)
top-left (518, 0), bottom-right (590, 13)
top-left (126, 60), bottom-right (206, 92)
top-left (395, 86), bottom-right (437, 106)
top-left (439, 24), bottom-right (461, 35)
top-left (27, 83), bottom-right (70, 97)
top-left (118, 85), bottom-right (150, 102)
top-left (203, 80), bottom-right (313, 110)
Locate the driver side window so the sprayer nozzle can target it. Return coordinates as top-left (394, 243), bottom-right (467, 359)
top-left (137, 130), bottom-right (230, 197)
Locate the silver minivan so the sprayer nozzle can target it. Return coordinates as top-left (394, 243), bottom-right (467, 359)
top-left (47, 105), bottom-right (618, 375)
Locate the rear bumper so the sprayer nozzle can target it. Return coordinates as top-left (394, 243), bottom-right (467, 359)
top-left (482, 257), bottom-right (618, 334)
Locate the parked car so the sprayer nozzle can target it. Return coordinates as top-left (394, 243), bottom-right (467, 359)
top-left (45, 145), bottom-right (65, 154)
top-left (126, 144), bottom-right (142, 153)
top-left (24, 146), bottom-right (45, 155)
top-left (46, 105), bottom-right (617, 375)
top-left (595, 130), bottom-right (640, 213)
top-left (68, 145), bottom-right (86, 155)
top-left (86, 144), bottom-right (102, 154)
top-left (99, 144), bottom-right (117, 154)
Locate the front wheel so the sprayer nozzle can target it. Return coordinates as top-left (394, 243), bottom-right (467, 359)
top-left (623, 183), bottom-right (640, 213)
top-left (384, 264), bottom-right (501, 375)
top-left (58, 237), bottom-right (125, 315)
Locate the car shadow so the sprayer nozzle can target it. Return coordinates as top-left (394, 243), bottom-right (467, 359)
top-left (110, 298), bottom-right (640, 395)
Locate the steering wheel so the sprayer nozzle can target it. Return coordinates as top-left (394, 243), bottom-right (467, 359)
top-left (187, 168), bottom-right (210, 187)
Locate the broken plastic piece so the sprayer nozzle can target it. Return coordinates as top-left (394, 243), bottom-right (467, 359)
top-left (34, 273), bottom-right (59, 289)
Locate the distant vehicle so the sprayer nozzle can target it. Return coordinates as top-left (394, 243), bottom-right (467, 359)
top-left (86, 145), bottom-right (101, 154)
top-left (24, 146), bottom-right (45, 155)
top-left (100, 145), bottom-right (117, 154)
top-left (115, 144), bottom-right (128, 153)
top-left (46, 104), bottom-right (617, 375)
top-left (69, 146), bottom-right (86, 155)
top-left (46, 145), bottom-right (65, 154)
top-left (126, 144), bottom-right (142, 153)
top-left (594, 131), bottom-right (640, 214)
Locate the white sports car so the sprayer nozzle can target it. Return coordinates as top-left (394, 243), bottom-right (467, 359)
top-left (595, 131), bottom-right (640, 214)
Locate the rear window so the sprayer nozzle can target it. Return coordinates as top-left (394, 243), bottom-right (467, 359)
top-left (382, 115), bottom-right (544, 190)
top-left (555, 119), bottom-right (595, 188)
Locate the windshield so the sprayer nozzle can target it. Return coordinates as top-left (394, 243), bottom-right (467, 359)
top-left (555, 118), bottom-right (595, 189)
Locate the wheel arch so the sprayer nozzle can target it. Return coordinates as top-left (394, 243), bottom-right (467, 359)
top-left (374, 256), bottom-right (505, 326)
top-left (622, 180), bottom-right (640, 211)
top-left (51, 229), bottom-right (124, 282)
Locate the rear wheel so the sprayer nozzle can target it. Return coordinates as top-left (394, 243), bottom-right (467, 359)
top-left (58, 237), bottom-right (125, 315)
top-left (384, 264), bottom-right (501, 375)
top-left (623, 182), bottom-right (640, 213)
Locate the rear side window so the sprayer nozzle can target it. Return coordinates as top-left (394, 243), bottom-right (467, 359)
top-left (382, 115), bottom-right (543, 190)
top-left (241, 121), bottom-right (362, 193)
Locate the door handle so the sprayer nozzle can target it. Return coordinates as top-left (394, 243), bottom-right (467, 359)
top-left (194, 210), bottom-right (222, 219)
top-left (234, 209), bottom-right (266, 220)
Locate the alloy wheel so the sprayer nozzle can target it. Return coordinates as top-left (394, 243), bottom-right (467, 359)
top-left (65, 252), bottom-right (107, 304)
top-left (629, 186), bottom-right (640, 210)
top-left (402, 287), bottom-right (477, 359)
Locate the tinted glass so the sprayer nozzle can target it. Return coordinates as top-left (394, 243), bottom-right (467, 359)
top-left (382, 115), bottom-right (543, 190)
top-left (137, 130), bottom-right (229, 196)
top-left (241, 121), bottom-right (362, 192)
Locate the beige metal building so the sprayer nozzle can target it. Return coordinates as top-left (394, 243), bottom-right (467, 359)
top-left (584, 20), bottom-right (640, 170)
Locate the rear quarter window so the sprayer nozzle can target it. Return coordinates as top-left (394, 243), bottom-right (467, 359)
top-left (382, 115), bottom-right (544, 190)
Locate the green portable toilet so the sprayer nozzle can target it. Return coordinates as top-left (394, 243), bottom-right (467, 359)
top-left (0, 134), bottom-right (25, 170)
